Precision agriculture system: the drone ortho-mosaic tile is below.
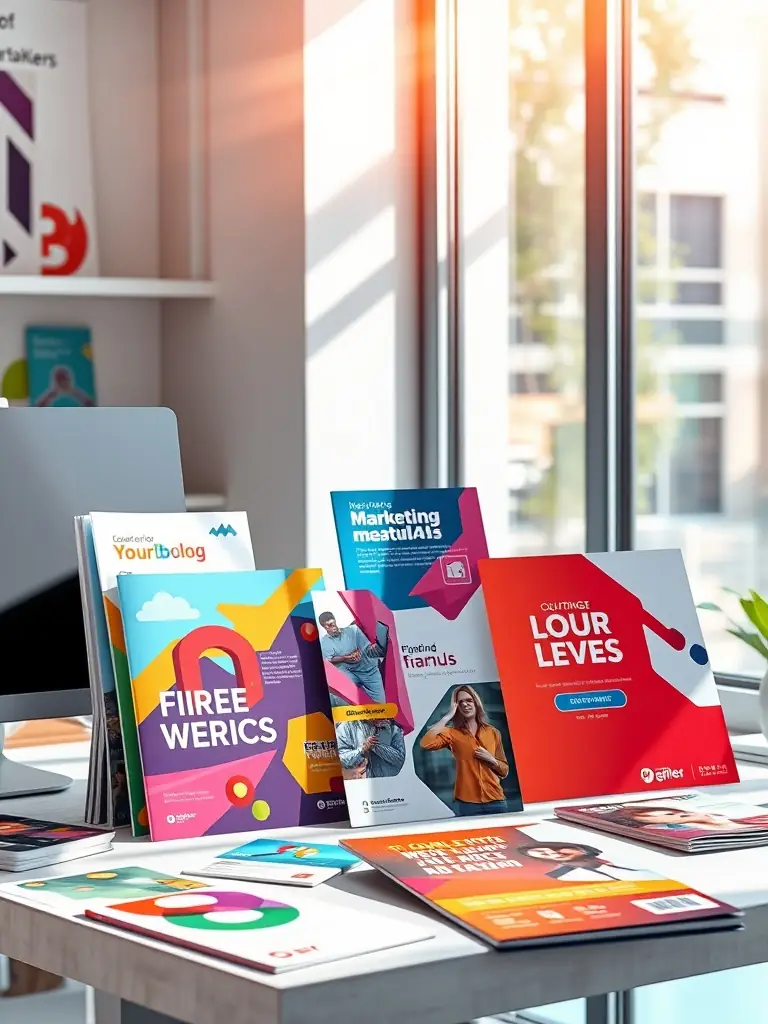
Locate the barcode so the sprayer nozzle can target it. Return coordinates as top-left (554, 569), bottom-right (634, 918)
top-left (632, 894), bottom-right (718, 915)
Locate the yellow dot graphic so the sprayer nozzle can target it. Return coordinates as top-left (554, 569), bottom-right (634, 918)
top-left (232, 782), bottom-right (248, 799)
top-left (251, 799), bottom-right (270, 821)
top-left (86, 872), bottom-right (117, 879)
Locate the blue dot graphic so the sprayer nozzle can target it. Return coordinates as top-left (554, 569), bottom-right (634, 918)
top-left (689, 643), bottom-right (708, 666)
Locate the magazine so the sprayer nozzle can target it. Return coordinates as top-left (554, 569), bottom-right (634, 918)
top-left (556, 793), bottom-right (768, 852)
top-left (478, 549), bottom-right (738, 802)
top-left (318, 487), bottom-right (522, 827)
top-left (342, 822), bottom-right (742, 949)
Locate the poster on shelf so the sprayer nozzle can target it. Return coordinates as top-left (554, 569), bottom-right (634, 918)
top-left (0, 0), bottom-right (98, 276)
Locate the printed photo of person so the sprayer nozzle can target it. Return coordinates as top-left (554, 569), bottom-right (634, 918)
top-left (601, 803), bottom-right (768, 833)
top-left (515, 841), bottom-right (662, 882)
top-left (335, 717), bottom-right (406, 779)
top-left (318, 610), bottom-right (387, 704)
top-left (418, 684), bottom-right (513, 816)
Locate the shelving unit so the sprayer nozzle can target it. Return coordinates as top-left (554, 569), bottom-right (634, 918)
top-left (0, 278), bottom-right (216, 300)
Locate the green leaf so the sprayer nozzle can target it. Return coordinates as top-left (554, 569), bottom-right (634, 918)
top-left (696, 602), bottom-right (722, 613)
top-left (726, 627), bottom-right (768, 660)
top-left (749, 591), bottom-right (768, 639)
top-left (739, 597), bottom-right (762, 634)
top-left (722, 586), bottom-right (743, 597)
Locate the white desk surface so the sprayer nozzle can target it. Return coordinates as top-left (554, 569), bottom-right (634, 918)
top-left (1, 743), bottom-right (768, 1024)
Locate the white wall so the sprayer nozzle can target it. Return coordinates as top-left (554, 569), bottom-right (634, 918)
top-left (162, 0), bottom-right (309, 567)
top-left (304, 0), bottom-right (420, 581)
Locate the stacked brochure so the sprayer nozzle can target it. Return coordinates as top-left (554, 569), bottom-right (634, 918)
top-left (0, 814), bottom-right (113, 871)
top-left (317, 487), bottom-right (522, 828)
top-left (75, 511), bottom-right (256, 833)
top-left (83, 880), bottom-right (433, 974)
top-left (185, 837), bottom-right (360, 887)
top-left (556, 793), bottom-right (768, 853)
top-left (342, 822), bottom-right (742, 949)
top-left (115, 567), bottom-right (347, 840)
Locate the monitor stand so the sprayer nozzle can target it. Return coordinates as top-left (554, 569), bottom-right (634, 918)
top-left (0, 725), bottom-right (73, 799)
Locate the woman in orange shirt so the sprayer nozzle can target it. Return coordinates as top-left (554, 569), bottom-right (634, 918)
top-left (420, 685), bottom-right (510, 816)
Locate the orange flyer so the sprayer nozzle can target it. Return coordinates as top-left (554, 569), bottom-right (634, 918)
top-left (342, 823), bottom-right (740, 948)
top-left (477, 550), bottom-right (738, 803)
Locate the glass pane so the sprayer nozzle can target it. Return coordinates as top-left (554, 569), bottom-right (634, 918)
top-left (458, 0), bottom-right (586, 556)
top-left (635, 965), bottom-right (768, 1023)
top-left (633, 0), bottom-right (767, 676)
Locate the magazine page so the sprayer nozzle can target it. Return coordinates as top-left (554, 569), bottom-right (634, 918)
top-left (560, 794), bottom-right (768, 840)
top-left (478, 549), bottom-right (738, 802)
top-left (116, 569), bottom-right (346, 841)
top-left (317, 488), bottom-right (521, 826)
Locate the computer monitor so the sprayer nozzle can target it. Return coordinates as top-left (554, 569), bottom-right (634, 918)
top-left (0, 406), bottom-right (186, 797)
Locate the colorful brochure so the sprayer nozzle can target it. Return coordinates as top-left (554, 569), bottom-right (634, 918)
top-left (116, 569), bottom-right (347, 841)
top-left (6, 866), bottom-right (208, 912)
top-left (556, 793), bottom-right (768, 852)
top-left (85, 881), bottom-right (433, 973)
top-left (89, 512), bottom-right (255, 834)
top-left (342, 822), bottom-right (742, 949)
top-left (26, 326), bottom-right (96, 407)
top-left (319, 488), bottom-right (522, 827)
top-left (478, 550), bottom-right (739, 802)
top-left (0, 815), bottom-right (112, 870)
top-left (186, 837), bottom-right (360, 887)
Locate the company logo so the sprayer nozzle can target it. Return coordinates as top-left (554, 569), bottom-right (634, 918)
top-left (209, 524), bottom-right (237, 538)
top-left (165, 811), bottom-right (197, 825)
top-left (640, 766), bottom-right (684, 784)
top-left (440, 554), bottom-right (472, 586)
top-left (317, 797), bottom-right (345, 811)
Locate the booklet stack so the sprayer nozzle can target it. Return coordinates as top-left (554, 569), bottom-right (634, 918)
top-left (555, 793), bottom-right (768, 853)
top-left (0, 814), bottom-right (113, 871)
top-left (75, 511), bottom-right (256, 832)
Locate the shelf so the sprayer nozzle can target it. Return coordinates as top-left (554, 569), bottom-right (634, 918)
top-left (0, 277), bottom-right (216, 299)
top-left (185, 493), bottom-right (227, 512)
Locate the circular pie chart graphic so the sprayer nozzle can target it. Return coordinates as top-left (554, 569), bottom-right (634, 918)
top-left (119, 891), bottom-right (300, 932)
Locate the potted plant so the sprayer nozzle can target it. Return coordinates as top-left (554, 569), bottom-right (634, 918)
top-left (699, 590), bottom-right (768, 738)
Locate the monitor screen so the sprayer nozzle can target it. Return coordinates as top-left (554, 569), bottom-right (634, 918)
top-left (0, 407), bottom-right (186, 704)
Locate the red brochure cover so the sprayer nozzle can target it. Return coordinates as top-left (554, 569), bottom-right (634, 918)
top-left (478, 550), bottom-right (738, 803)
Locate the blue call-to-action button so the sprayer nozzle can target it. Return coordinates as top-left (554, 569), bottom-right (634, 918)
top-left (554, 689), bottom-right (627, 712)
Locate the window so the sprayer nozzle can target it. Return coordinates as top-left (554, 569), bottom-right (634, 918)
top-left (634, 0), bottom-right (766, 679)
top-left (670, 194), bottom-right (723, 268)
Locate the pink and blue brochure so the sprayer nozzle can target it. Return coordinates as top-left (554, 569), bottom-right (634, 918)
top-left (313, 488), bottom-right (523, 827)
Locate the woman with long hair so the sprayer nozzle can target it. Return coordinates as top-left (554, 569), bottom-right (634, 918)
top-left (420, 684), bottom-right (510, 816)
top-left (599, 803), bottom-right (768, 833)
top-left (515, 841), bottom-right (662, 882)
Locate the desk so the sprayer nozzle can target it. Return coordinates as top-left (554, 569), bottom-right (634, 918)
top-left (1, 744), bottom-right (768, 1024)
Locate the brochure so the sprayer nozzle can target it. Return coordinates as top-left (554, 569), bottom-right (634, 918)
top-left (320, 487), bottom-right (521, 827)
top-left (6, 866), bottom-right (208, 912)
top-left (186, 837), bottom-right (360, 887)
top-left (117, 569), bottom-right (347, 841)
top-left (85, 881), bottom-right (433, 973)
top-left (342, 822), bottom-right (742, 949)
top-left (556, 793), bottom-right (768, 852)
top-left (0, 815), bottom-right (112, 871)
top-left (27, 326), bottom-right (96, 407)
top-left (478, 549), bottom-right (739, 802)
top-left (89, 511), bottom-right (256, 834)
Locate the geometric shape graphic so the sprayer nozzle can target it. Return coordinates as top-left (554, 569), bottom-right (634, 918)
top-left (116, 891), bottom-right (299, 932)
top-left (7, 138), bottom-right (31, 232)
top-left (3, 241), bottom-right (16, 266)
top-left (251, 800), bottom-right (271, 822)
top-left (283, 711), bottom-right (342, 795)
top-left (0, 357), bottom-right (28, 400)
top-left (300, 621), bottom-right (318, 642)
top-left (225, 776), bottom-right (254, 808)
top-left (209, 524), bottom-right (237, 537)
top-left (0, 72), bottom-right (34, 137)
top-left (172, 624), bottom-right (263, 706)
top-left (145, 748), bottom-right (276, 840)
